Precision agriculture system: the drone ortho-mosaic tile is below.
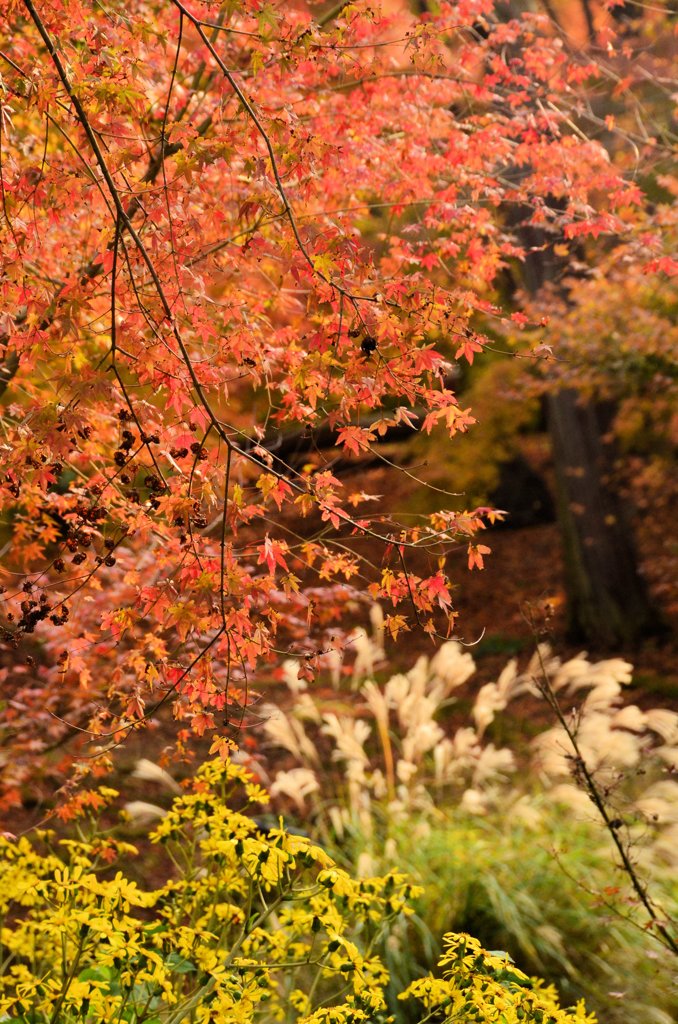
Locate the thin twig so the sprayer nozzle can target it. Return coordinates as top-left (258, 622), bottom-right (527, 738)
top-left (531, 640), bottom-right (678, 956)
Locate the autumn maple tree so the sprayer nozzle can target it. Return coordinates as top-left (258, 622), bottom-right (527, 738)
top-left (0, 0), bottom-right (665, 803)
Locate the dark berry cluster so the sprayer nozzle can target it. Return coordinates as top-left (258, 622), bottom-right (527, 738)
top-left (10, 588), bottom-right (70, 636)
top-left (191, 500), bottom-right (208, 530)
top-left (5, 474), bottom-right (20, 498)
top-left (190, 442), bottom-right (208, 461)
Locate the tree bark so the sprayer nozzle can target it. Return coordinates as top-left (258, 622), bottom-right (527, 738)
top-left (514, 217), bottom-right (663, 648)
top-left (546, 389), bottom-right (659, 647)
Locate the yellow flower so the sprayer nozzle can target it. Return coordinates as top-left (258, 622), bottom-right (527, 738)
top-left (0, 759), bottom-right (597, 1024)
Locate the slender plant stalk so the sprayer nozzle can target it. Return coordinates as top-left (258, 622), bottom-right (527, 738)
top-left (532, 641), bottom-right (678, 956)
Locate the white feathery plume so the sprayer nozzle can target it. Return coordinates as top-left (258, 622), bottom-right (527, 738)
top-left (371, 768), bottom-right (387, 800)
top-left (396, 759), bottom-right (418, 785)
top-left (345, 758), bottom-right (369, 787)
top-left (369, 603), bottom-right (385, 655)
top-left (261, 705), bottom-right (299, 757)
top-left (407, 655), bottom-right (430, 698)
top-left (534, 712), bottom-right (643, 779)
top-left (460, 787), bottom-right (489, 815)
top-left (577, 713), bottom-right (642, 770)
top-left (294, 692), bottom-right (322, 724)
top-left (262, 705), bottom-right (319, 766)
top-left (555, 655), bottom-right (632, 696)
top-left (258, 608), bottom-right (678, 890)
top-left (644, 709), bottom-right (678, 745)
top-left (269, 768), bottom-right (319, 812)
top-left (612, 705), bottom-right (647, 732)
top-left (123, 801), bottom-right (167, 827)
top-left (384, 672), bottom-right (410, 709)
top-left (472, 744), bottom-right (515, 786)
top-left (131, 759), bottom-right (182, 794)
top-left (392, 683), bottom-right (420, 731)
top-left (494, 657), bottom-right (522, 700)
top-left (581, 678), bottom-right (624, 712)
top-left (450, 726), bottom-right (482, 765)
top-left (639, 780), bottom-right (678, 804)
top-left (327, 804), bottom-right (347, 840)
top-left (395, 671), bottom-right (440, 735)
top-left (547, 784), bottom-right (597, 818)
top-left (656, 745), bottom-right (678, 769)
top-left (321, 712), bottom-right (371, 766)
top-left (550, 653), bottom-right (592, 693)
top-left (526, 644), bottom-right (561, 688)
top-left (325, 647), bottom-right (343, 689)
top-left (429, 641), bottom-right (475, 695)
top-left (532, 727), bottom-right (573, 778)
top-left (432, 738), bottom-right (459, 786)
top-left (361, 680), bottom-right (389, 731)
top-left (282, 659), bottom-right (307, 694)
top-left (472, 681), bottom-right (507, 738)
top-left (581, 657), bottom-right (633, 689)
top-left (350, 628), bottom-right (378, 684)
top-left (357, 849), bottom-right (377, 879)
top-left (402, 720), bottom-right (444, 763)
top-left (634, 794), bottom-right (678, 826)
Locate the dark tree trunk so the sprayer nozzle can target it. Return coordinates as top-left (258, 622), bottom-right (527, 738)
top-left (546, 389), bottom-right (659, 647)
top-left (516, 224), bottom-right (662, 648)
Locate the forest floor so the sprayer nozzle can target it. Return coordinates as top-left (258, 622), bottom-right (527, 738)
top-left (311, 444), bottom-right (678, 708)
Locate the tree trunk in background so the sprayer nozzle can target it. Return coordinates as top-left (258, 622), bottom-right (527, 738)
top-left (517, 226), bottom-right (661, 648)
top-left (546, 389), bottom-right (659, 647)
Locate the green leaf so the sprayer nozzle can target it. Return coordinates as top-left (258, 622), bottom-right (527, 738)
top-left (78, 966), bottom-right (114, 983)
top-left (164, 951), bottom-right (197, 974)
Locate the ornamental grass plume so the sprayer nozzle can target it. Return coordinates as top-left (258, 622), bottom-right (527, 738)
top-left (263, 621), bottom-right (678, 873)
top-left (122, 799), bottom-right (167, 827)
top-left (258, 610), bottom-right (678, 1023)
top-left (131, 758), bottom-right (182, 794)
top-left (262, 627), bottom-right (527, 822)
top-left (269, 767), bottom-right (320, 812)
top-left (259, 698), bottom-right (320, 767)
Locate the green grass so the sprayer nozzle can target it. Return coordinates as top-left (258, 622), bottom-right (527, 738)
top-left (325, 801), bottom-right (678, 1024)
top-left (473, 633), bottom-right (531, 659)
top-left (631, 672), bottom-right (678, 701)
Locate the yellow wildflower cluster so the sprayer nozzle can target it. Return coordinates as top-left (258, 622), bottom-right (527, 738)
top-left (403, 933), bottom-right (597, 1024)
top-left (0, 759), bottom-right (594, 1023)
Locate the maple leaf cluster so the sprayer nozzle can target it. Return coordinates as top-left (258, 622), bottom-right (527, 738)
top-left (0, 0), bottom-right (655, 800)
